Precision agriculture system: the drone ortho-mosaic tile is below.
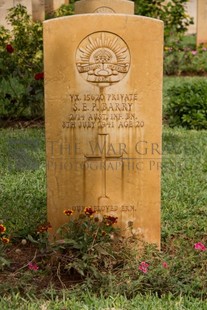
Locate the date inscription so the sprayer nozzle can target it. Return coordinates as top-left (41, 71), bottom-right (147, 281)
top-left (62, 92), bottom-right (144, 129)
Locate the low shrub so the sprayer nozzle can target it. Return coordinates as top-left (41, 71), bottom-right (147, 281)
top-left (165, 80), bottom-right (207, 129)
top-left (46, 3), bottom-right (74, 18)
top-left (164, 36), bottom-right (207, 76)
top-left (0, 3), bottom-right (74, 121)
top-left (0, 5), bottom-right (43, 120)
top-left (19, 207), bottom-right (206, 299)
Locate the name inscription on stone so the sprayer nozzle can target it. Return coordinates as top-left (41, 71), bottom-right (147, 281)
top-left (62, 92), bottom-right (144, 129)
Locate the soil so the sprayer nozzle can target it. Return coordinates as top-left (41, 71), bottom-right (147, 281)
top-left (0, 118), bottom-right (44, 129)
top-left (1, 242), bottom-right (82, 295)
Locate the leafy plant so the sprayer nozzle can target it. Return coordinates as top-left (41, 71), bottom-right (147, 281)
top-left (50, 208), bottom-right (131, 281)
top-left (166, 80), bottom-right (207, 129)
top-left (164, 35), bottom-right (207, 75)
top-left (0, 5), bottom-right (43, 119)
top-left (46, 4), bottom-right (74, 19)
top-left (134, 0), bottom-right (193, 40)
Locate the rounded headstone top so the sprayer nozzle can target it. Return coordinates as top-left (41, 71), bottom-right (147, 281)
top-left (74, 0), bottom-right (134, 15)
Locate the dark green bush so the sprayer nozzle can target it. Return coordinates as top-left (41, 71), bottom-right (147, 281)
top-left (166, 80), bottom-right (207, 129)
top-left (0, 3), bottom-right (74, 121)
top-left (0, 5), bottom-right (43, 120)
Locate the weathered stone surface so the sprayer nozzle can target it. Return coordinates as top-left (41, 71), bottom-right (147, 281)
top-left (45, 0), bottom-right (68, 14)
top-left (14, 0), bottom-right (32, 7)
top-left (0, 0), bottom-right (12, 28)
top-left (197, 0), bottom-right (207, 46)
top-left (32, 0), bottom-right (45, 21)
top-left (186, 0), bottom-right (196, 34)
top-left (75, 0), bottom-right (134, 14)
top-left (44, 14), bottom-right (163, 248)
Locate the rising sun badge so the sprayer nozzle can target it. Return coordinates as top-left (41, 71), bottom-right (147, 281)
top-left (76, 32), bottom-right (130, 87)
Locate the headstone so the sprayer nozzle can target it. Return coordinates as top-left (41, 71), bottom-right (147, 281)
top-left (0, 0), bottom-right (32, 29)
top-left (0, 0), bottom-right (13, 28)
top-left (185, 0), bottom-right (196, 34)
top-left (45, 0), bottom-right (68, 15)
top-left (45, 0), bottom-right (52, 15)
top-left (197, 0), bottom-right (207, 47)
top-left (75, 0), bottom-right (134, 14)
top-left (44, 2), bottom-right (163, 248)
top-left (14, 0), bottom-right (32, 9)
top-left (32, 0), bottom-right (45, 21)
top-left (54, 0), bottom-right (68, 10)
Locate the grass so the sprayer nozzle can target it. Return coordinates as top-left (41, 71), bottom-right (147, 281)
top-left (0, 292), bottom-right (207, 310)
top-left (0, 76), bottom-right (206, 307)
top-left (162, 127), bottom-right (207, 238)
top-left (0, 129), bottom-right (46, 237)
top-left (180, 34), bottom-right (196, 50)
top-left (0, 126), bottom-right (206, 239)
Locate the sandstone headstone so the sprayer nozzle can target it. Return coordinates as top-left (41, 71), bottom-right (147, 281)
top-left (185, 0), bottom-right (196, 34)
top-left (45, 0), bottom-right (67, 15)
top-left (44, 11), bottom-right (163, 247)
top-left (32, 0), bottom-right (45, 21)
top-left (14, 0), bottom-right (32, 9)
top-left (75, 0), bottom-right (134, 14)
top-left (197, 0), bottom-right (207, 47)
top-left (0, 0), bottom-right (12, 28)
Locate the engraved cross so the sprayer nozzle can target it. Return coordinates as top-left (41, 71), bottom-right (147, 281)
top-left (84, 133), bottom-right (123, 202)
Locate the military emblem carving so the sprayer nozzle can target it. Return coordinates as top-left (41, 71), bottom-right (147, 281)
top-left (94, 7), bottom-right (115, 13)
top-left (76, 32), bottom-right (130, 87)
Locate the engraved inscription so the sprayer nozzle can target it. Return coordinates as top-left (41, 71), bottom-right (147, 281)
top-left (94, 7), bottom-right (115, 14)
top-left (69, 205), bottom-right (135, 213)
top-left (62, 92), bottom-right (144, 129)
top-left (76, 32), bottom-right (130, 87)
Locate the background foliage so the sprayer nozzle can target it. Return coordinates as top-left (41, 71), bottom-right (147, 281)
top-left (0, 2), bottom-right (205, 124)
top-left (166, 79), bottom-right (207, 129)
top-left (134, 0), bottom-right (193, 39)
top-left (0, 5), bottom-right (43, 120)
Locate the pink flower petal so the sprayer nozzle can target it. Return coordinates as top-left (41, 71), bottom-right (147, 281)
top-left (194, 242), bottom-right (206, 251)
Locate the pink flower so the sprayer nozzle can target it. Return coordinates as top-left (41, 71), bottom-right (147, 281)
top-left (138, 261), bottom-right (149, 273)
top-left (202, 47), bottom-right (207, 52)
top-left (194, 242), bottom-right (206, 251)
top-left (162, 261), bottom-right (168, 268)
top-left (191, 50), bottom-right (197, 55)
top-left (28, 262), bottom-right (39, 271)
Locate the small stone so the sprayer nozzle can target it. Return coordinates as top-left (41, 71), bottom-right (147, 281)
top-left (15, 248), bottom-right (22, 254)
top-left (21, 239), bottom-right (27, 245)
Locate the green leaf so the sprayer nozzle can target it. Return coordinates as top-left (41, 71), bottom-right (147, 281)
top-left (27, 234), bottom-right (39, 244)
